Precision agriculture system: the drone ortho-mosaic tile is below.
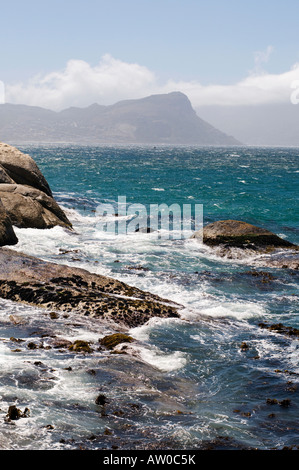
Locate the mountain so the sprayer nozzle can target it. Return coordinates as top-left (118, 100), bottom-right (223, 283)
top-left (197, 103), bottom-right (299, 147)
top-left (0, 92), bottom-right (240, 145)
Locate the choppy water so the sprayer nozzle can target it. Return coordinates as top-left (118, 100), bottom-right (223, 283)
top-left (0, 145), bottom-right (298, 450)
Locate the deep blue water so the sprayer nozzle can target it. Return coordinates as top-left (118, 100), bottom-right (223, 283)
top-left (1, 144), bottom-right (298, 450)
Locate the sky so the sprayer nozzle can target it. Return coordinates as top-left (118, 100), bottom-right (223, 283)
top-left (1, 0), bottom-right (299, 110)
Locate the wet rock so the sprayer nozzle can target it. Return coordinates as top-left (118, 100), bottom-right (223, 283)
top-left (95, 394), bottom-right (108, 406)
top-left (199, 435), bottom-right (255, 450)
top-left (266, 398), bottom-right (278, 405)
top-left (6, 405), bottom-right (30, 421)
top-left (244, 270), bottom-right (275, 283)
top-left (279, 399), bottom-right (291, 408)
top-left (51, 338), bottom-right (72, 349)
top-left (100, 333), bottom-right (135, 350)
top-left (68, 340), bottom-right (92, 353)
top-left (191, 220), bottom-right (296, 250)
top-left (191, 220), bottom-right (299, 269)
top-left (49, 311), bottom-right (59, 319)
top-left (0, 248), bottom-right (180, 328)
top-left (266, 398), bottom-right (291, 407)
top-left (258, 322), bottom-right (299, 339)
top-left (240, 342), bottom-right (249, 351)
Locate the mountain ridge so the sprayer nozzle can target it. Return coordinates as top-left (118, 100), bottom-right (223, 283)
top-left (0, 92), bottom-right (240, 145)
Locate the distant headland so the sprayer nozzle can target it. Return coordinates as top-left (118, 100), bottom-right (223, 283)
top-left (0, 92), bottom-right (240, 146)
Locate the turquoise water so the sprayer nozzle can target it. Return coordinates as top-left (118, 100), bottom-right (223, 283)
top-left (1, 144), bottom-right (298, 450)
top-left (27, 145), bottom-right (299, 240)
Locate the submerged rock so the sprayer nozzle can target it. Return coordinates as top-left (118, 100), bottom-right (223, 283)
top-left (258, 322), bottom-right (299, 339)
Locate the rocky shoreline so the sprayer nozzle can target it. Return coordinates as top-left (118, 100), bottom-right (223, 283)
top-left (0, 142), bottom-right (298, 451)
top-left (0, 142), bottom-right (297, 329)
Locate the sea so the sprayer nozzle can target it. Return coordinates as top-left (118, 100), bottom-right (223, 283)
top-left (0, 144), bottom-right (298, 451)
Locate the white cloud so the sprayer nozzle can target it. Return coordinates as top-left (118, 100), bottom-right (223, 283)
top-left (5, 54), bottom-right (299, 110)
top-left (5, 55), bottom-right (157, 110)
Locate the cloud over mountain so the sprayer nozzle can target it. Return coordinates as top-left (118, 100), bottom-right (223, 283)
top-left (4, 54), bottom-right (299, 110)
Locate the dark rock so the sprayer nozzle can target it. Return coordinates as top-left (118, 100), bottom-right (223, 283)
top-left (68, 340), bottom-right (92, 353)
top-left (100, 333), bottom-right (135, 350)
top-left (191, 220), bottom-right (296, 250)
top-left (7, 405), bottom-right (22, 420)
top-left (0, 248), bottom-right (180, 328)
top-left (95, 394), bottom-right (108, 406)
top-left (6, 405), bottom-right (30, 420)
top-left (258, 322), bottom-right (299, 339)
top-left (0, 199), bottom-right (18, 247)
top-left (266, 398), bottom-right (278, 405)
top-left (279, 399), bottom-right (291, 407)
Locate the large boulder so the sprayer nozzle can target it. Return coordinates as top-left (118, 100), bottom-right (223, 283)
top-left (0, 200), bottom-right (18, 246)
top-left (0, 142), bottom-right (72, 231)
top-left (0, 142), bottom-right (52, 196)
top-left (0, 184), bottom-right (71, 229)
top-left (191, 220), bottom-right (296, 250)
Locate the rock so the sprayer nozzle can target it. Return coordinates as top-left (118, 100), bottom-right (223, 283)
top-left (6, 405), bottom-right (30, 420)
top-left (258, 322), bottom-right (299, 339)
top-left (0, 142), bottom-right (52, 196)
top-left (0, 248), bottom-right (180, 328)
top-left (0, 184), bottom-right (72, 229)
top-left (68, 340), bottom-right (92, 353)
top-left (6, 405), bottom-right (22, 420)
top-left (95, 394), bottom-right (108, 406)
top-left (0, 142), bottom-right (72, 232)
top-left (0, 165), bottom-right (15, 184)
top-left (99, 333), bottom-right (135, 350)
top-left (0, 200), bottom-right (18, 246)
top-left (256, 253), bottom-right (299, 270)
top-left (191, 220), bottom-right (296, 250)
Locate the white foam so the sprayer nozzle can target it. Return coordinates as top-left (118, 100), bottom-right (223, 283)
top-left (181, 299), bottom-right (265, 321)
top-left (138, 346), bottom-right (188, 372)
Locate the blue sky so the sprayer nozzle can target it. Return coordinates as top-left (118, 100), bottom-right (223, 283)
top-left (1, 0), bottom-right (299, 109)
